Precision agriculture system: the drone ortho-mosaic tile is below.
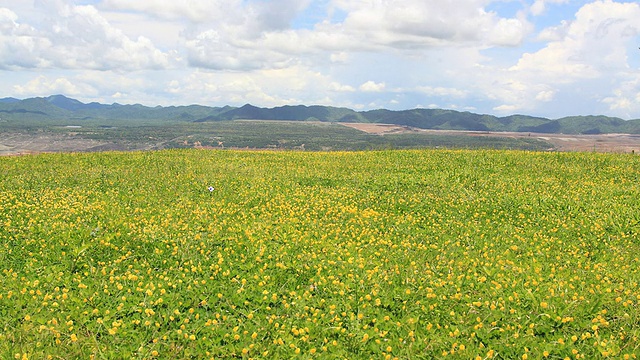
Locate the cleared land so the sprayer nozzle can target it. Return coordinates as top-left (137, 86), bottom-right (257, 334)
top-left (1, 120), bottom-right (552, 155)
top-left (3, 120), bottom-right (639, 155)
top-left (0, 132), bottom-right (131, 156)
top-left (343, 123), bottom-right (640, 153)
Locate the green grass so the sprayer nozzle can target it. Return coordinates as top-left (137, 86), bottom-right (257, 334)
top-left (1, 149), bottom-right (639, 359)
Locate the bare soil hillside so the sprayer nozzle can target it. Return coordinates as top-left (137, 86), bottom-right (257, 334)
top-left (0, 133), bottom-right (150, 156)
top-left (342, 123), bottom-right (640, 153)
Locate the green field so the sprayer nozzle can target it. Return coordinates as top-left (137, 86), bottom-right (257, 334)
top-left (1, 149), bottom-right (639, 359)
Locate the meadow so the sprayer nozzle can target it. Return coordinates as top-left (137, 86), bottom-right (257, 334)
top-left (1, 149), bottom-right (639, 359)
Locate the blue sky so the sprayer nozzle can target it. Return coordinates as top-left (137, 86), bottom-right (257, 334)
top-left (1, 0), bottom-right (639, 119)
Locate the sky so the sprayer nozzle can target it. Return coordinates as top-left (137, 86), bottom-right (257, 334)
top-left (1, 0), bottom-right (640, 119)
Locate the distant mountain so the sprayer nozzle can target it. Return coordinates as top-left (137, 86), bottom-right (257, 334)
top-left (45, 94), bottom-right (89, 111)
top-left (216, 104), bottom-right (365, 122)
top-left (2, 94), bottom-right (640, 134)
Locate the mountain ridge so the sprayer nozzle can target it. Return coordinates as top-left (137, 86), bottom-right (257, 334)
top-left (2, 95), bottom-right (640, 134)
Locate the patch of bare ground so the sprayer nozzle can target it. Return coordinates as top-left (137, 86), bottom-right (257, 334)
top-left (0, 133), bottom-right (149, 156)
top-left (341, 123), bottom-right (414, 135)
top-left (341, 123), bottom-right (640, 153)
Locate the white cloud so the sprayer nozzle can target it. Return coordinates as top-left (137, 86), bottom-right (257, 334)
top-left (530, 0), bottom-right (570, 16)
top-left (535, 90), bottom-right (556, 102)
top-left (101, 0), bottom-right (244, 23)
top-left (179, 0), bottom-right (533, 71)
top-left (493, 104), bottom-right (519, 113)
top-left (13, 75), bottom-right (98, 97)
top-left (602, 94), bottom-right (631, 111)
top-left (479, 0), bottom-right (640, 116)
top-left (0, 8), bottom-right (18, 27)
top-left (103, 0), bottom-right (311, 33)
top-left (186, 30), bottom-right (272, 70)
top-left (330, 52), bottom-right (349, 63)
top-left (329, 82), bottom-right (356, 92)
top-left (0, 3), bottom-right (172, 71)
top-left (537, 20), bottom-right (570, 41)
top-left (359, 81), bottom-right (386, 92)
top-left (515, 1), bottom-right (640, 77)
top-left (333, 0), bottom-right (531, 47)
top-left (600, 75), bottom-right (640, 117)
top-left (488, 18), bottom-right (529, 47)
top-left (155, 66), bottom-right (364, 108)
top-left (415, 86), bottom-right (468, 98)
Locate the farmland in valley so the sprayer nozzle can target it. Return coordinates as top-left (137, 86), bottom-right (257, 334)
top-left (1, 149), bottom-right (639, 359)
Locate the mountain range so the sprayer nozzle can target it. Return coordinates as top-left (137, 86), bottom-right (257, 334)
top-left (2, 94), bottom-right (640, 135)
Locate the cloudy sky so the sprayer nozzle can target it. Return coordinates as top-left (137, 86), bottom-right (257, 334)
top-left (1, 0), bottom-right (639, 119)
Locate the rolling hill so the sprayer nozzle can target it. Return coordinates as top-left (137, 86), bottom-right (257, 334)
top-left (2, 95), bottom-right (640, 134)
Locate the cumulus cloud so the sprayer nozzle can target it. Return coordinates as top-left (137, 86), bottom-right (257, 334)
top-left (13, 75), bottom-right (98, 97)
top-left (103, 0), bottom-right (310, 33)
top-left (493, 104), bottom-right (519, 113)
top-left (0, 2), bottom-right (172, 71)
top-left (180, 0), bottom-right (533, 71)
top-left (82, 0), bottom-right (534, 74)
top-left (330, 82), bottom-right (356, 92)
top-left (333, 0), bottom-right (531, 47)
top-left (415, 86), bottom-right (468, 98)
top-left (514, 1), bottom-right (640, 77)
top-left (101, 0), bottom-right (244, 23)
top-left (0, 8), bottom-right (18, 28)
top-left (359, 81), bottom-right (386, 92)
top-left (482, 0), bottom-right (640, 116)
top-left (537, 20), bottom-right (570, 42)
top-left (157, 66), bottom-right (360, 107)
top-left (530, 0), bottom-right (570, 16)
top-left (535, 90), bottom-right (556, 102)
top-left (601, 76), bottom-right (640, 117)
top-left (175, 0), bottom-right (317, 70)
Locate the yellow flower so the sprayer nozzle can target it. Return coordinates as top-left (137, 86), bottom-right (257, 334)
top-left (540, 302), bottom-right (548, 309)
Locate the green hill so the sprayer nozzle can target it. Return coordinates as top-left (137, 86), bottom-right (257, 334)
top-left (2, 95), bottom-right (640, 134)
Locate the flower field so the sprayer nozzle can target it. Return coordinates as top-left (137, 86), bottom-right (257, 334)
top-left (1, 149), bottom-right (639, 359)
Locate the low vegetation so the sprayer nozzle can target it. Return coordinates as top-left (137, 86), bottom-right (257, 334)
top-left (1, 149), bottom-right (639, 359)
top-left (0, 120), bottom-right (553, 154)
